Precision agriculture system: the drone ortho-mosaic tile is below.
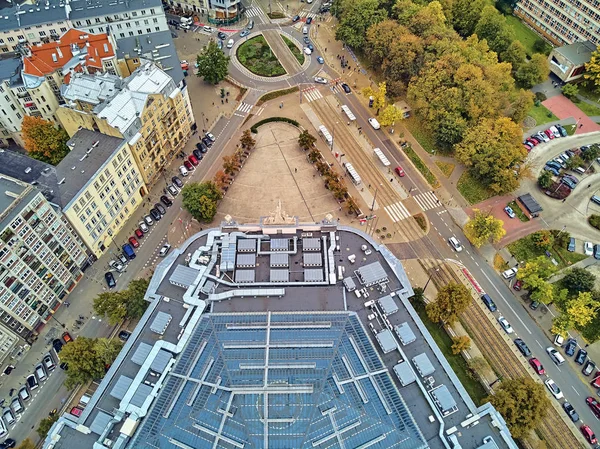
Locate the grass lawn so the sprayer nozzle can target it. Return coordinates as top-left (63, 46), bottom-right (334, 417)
top-left (435, 161), bottom-right (455, 178)
top-left (402, 117), bottom-right (438, 154)
top-left (504, 15), bottom-right (546, 56)
top-left (507, 200), bottom-right (529, 222)
top-left (574, 99), bottom-right (600, 117)
top-left (457, 171), bottom-right (495, 205)
top-left (236, 35), bottom-right (286, 77)
top-left (280, 35), bottom-right (304, 65)
top-left (564, 124), bottom-right (576, 135)
top-left (507, 233), bottom-right (587, 269)
top-left (401, 145), bottom-right (440, 188)
top-left (411, 299), bottom-right (487, 405)
top-left (527, 104), bottom-right (558, 126)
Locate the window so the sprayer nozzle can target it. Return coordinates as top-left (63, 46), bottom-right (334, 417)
top-left (126, 22), bottom-right (131, 28)
top-left (119, 33), bottom-right (125, 38)
top-left (95, 18), bottom-right (101, 23)
top-left (146, 28), bottom-right (151, 33)
top-left (40, 95), bottom-right (45, 102)
top-left (85, 19), bottom-right (92, 25)
top-left (91, 201), bottom-right (97, 210)
top-left (84, 191), bottom-right (91, 200)
top-left (17, 35), bottom-right (24, 40)
top-left (60, 27), bottom-right (67, 32)
top-left (138, 29), bottom-right (143, 35)
top-left (129, 31), bottom-right (134, 36)
top-left (10, 105), bottom-right (15, 111)
top-left (94, 181), bottom-right (100, 190)
top-left (39, 31), bottom-right (46, 36)
top-left (132, 11), bottom-right (137, 16)
top-left (7, 37), bottom-right (13, 42)
top-left (144, 19), bottom-right (148, 24)
top-left (153, 18), bottom-right (158, 23)
top-left (27, 33), bottom-right (34, 39)
top-left (117, 23), bottom-right (122, 29)
top-left (16, 113), bottom-right (20, 119)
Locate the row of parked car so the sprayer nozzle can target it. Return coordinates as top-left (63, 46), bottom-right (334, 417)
top-left (523, 124), bottom-right (569, 151)
top-left (544, 146), bottom-right (590, 185)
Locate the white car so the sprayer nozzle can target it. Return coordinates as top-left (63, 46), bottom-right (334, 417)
top-left (304, 47), bottom-right (312, 55)
top-left (227, 38), bottom-right (234, 48)
top-left (314, 76), bottom-right (328, 84)
top-left (159, 243), bottom-right (172, 257)
top-left (144, 215), bottom-right (154, 226)
top-left (585, 241), bottom-right (594, 256)
top-left (109, 260), bottom-right (125, 273)
top-left (139, 221), bottom-right (149, 233)
top-left (368, 117), bottom-right (380, 130)
top-left (554, 334), bottom-right (565, 346)
top-left (206, 132), bottom-right (215, 142)
top-left (448, 237), bottom-right (463, 252)
top-left (497, 316), bottom-right (514, 334)
top-left (544, 378), bottom-right (564, 400)
top-left (167, 184), bottom-right (179, 196)
top-left (502, 267), bottom-right (518, 279)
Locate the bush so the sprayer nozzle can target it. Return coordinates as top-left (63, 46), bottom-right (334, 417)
top-left (281, 34), bottom-right (304, 65)
top-left (544, 181), bottom-right (571, 199)
top-left (400, 144), bottom-right (439, 188)
top-left (256, 86), bottom-right (299, 106)
top-left (534, 91), bottom-right (547, 102)
top-left (236, 35), bottom-right (286, 77)
top-left (590, 214), bottom-right (600, 230)
top-left (250, 117), bottom-right (299, 133)
top-left (533, 39), bottom-right (552, 55)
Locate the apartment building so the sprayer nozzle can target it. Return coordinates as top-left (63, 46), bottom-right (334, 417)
top-left (166, 0), bottom-right (241, 21)
top-left (515, 0), bottom-right (600, 46)
top-left (58, 62), bottom-right (194, 185)
top-left (0, 57), bottom-right (28, 147)
top-left (0, 174), bottom-right (88, 339)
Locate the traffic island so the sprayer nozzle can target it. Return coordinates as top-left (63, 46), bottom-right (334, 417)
top-left (236, 35), bottom-right (286, 77)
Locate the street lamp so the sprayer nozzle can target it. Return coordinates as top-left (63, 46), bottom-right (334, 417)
top-left (371, 183), bottom-right (382, 211)
top-left (424, 267), bottom-right (440, 292)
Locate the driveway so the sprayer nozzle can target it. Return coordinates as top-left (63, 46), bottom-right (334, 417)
top-left (543, 95), bottom-right (600, 135)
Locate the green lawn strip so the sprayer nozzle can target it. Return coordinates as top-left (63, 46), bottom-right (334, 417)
top-left (236, 35), bottom-right (286, 77)
top-left (526, 104), bottom-right (558, 126)
top-left (280, 34), bottom-right (305, 65)
top-left (574, 99), bottom-right (600, 117)
top-left (507, 234), bottom-right (586, 269)
top-left (457, 171), bottom-right (495, 205)
top-left (411, 300), bottom-right (487, 405)
top-left (403, 117), bottom-right (438, 154)
top-left (401, 145), bottom-right (440, 188)
top-left (504, 15), bottom-right (543, 56)
top-left (564, 124), bottom-right (576, 135)
top-left (435, 161), bottom-right (455, 178)
top-left (507, 200), bottom-right (529, 222)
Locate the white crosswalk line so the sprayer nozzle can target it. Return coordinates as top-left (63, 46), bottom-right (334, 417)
top-left (254, 106), bottom-right (264, 116)
top-left (413, 191), bottom-right (440, 211)
top-left (384, 201), bottom-right (411, 222)
top-left (237, 102), bottom-right (253, 113)
top-left (245, 6), bottom-right (264, 17)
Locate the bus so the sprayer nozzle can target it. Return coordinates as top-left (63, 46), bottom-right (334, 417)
top-left (344, 162), bottom-right (361, 185)
top-left (341, 105), bottom-right (355, 121)
top-left (373, 148), bottom-right (390, 166)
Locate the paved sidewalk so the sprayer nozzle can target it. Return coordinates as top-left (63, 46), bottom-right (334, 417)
top-left (543, 95), bottom-right (600, 135)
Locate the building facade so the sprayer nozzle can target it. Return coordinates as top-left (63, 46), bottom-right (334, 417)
top-left (58, 62), bottom-right (194, 186)
top-left (515, 0), bottom-right (600, 46)
top-left (548, 40), bottom-right (596, 82)
top-left (0, 175), bottom-right (88, 339)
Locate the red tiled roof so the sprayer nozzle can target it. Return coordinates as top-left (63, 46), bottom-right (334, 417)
top-left (23, 29), bottom-right (115, 77)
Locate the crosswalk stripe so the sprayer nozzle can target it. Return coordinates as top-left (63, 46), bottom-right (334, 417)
top-left (255, 106), bottom-right (264, 116)
top-left (413, 191), bottom-right (440, 211)
top-left (237, 102), bottom-right (253, 113)
top-left (384, 201), bottom-right (411, 222)
top-left (245, 6), bottom-right (264, 17)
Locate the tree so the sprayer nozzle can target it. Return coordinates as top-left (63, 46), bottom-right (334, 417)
top-left (585, 46), bottom-right (600, 91)
top-left (531, 230), bottom-right (553, 250)
top-left (509, 89), bottom-right (535, 124)
top-left (566, 291), bottom-right (600, 328)
top-left (517, 256), bottom-right (557, 304)
top-left (335, 0), bottom-right (388, 49)
top-left (514, 54), bottom-right (550, 88)
top-left (561, 83), bottom-right (579, 99)
top-left (298, 130), bottom-right (317, 150)
top-left (551, 313), bottom-right (571, 338)
top-left (381, 31), bottom-right (425, 95)
top-left (181, 181), bottom-right (222, 222)
top-left (451, 335), bottom-right (471, 354)
top-left (464, 209), bottom-right (506, 247)
top-left (21, 116), bottom-right (70, 165)
top-left (501, 41), bottom-right (527, 72)
top-left (362, 82), bottom-right (387, 110)
top-left (538, 170), bottom-right (553, 189)
top-left (563, 268), bottom-right (596, 295)
top-left (486, 377), bottom-right (550, 438)
top-left (16, 439), bottom-right (36, 449)
top-left (37, 415), bottom-right (59, 438)
top-left (406, 0), bottom-right (446, 37)
top-left (530, 281), bottom-right (554, 305)
top-left (455, 117), bottom-right (527, 194)
top-left (365, 20), bottom-right (406, 66)
top-left (59, 337), bottom-right (122, 388)
top-left (222, 155), bottom-right (238, 175)
top-left (93, 278), bottom-right (149, 325)
top-left (240, 129), bottom-right (256, 149)
top-left (565, 154), bottom-right (584, 171)
top-left (214, 170), bottom-right (229, 190)
top-left (196, 40), bottom-right (230, 84)
top-left (378, 105), bottom-right (404, 126)
top-left (410, 286), bottom-right (425, 305)
top-left (474, 6), bottom-right (515, 55)
top-left (451, 0), bottom-right (485, 37)
top-left (426, 282), bottom-right (471, 324)
top-left (582, 144), bottom-right (600, 162)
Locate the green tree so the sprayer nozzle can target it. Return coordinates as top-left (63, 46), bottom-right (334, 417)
top-left (37, 415), bottom-right (59, 438)
top-left (509, 89), bottom-right (534, 124)
top-left (335, 0), bottom-right (388, 49)
top-left (93, 278), bottom-right (149, 325)
top-left (196, 40), bottom-right (230, 84)
top-left (538, 170), bottom-right (553, 189)
top-left (514, 54), bottom-right (550, 88)
top-left (378, 105), bottom-right (404, 126)
top-left (240, 129), bottom-right (256, 149)
top-left (298, 130), bottom-right (317, 150)
top-left (486, 377), bottom-right (550, 438)
top-left (426, 282), bottom-right (471, 324)
top-left (464, 209), bottom-right (506, 247)
top-left (561, 83), bottom-right (579, 99)
top-left (410, 286), bottom-right (425, 305)
top-left (565, 154), bottom-right (584, 170)
top-left (451, 0), bottom-right (485, 37)
top-left (474, 6), bottom-right (515, 55)
top-left (451, 335), bottom-right (471, 354)
top-left (584, 47), bottom-right (600, 91)
top-left (501, 40), bottom-right (527, 72)
top-left (361, 82), bottom-right (387, 110)
top-left (566, 291), bottom-right (600, 328)
top-left (530, 281), bottom-right (554, 304)
top-left (563, 268), bottom-right (596, 295)
top-left (455, 117), bottom-right (527, 194)
top-left (406, 0), bottom-right (446, 37)
top-left (531, 230), bottom-right (554, 250)
top-left (22, 116), bottom-right (70, 165)
top-left (181, 181), bottom-right (222, 222)
top-left (518, 255), bottom-right (557, 282)
top-left (365, 19), bottom-right (406, 66)
top-left (381, 30), bottom-right (425, 95)
top-left (581, 144), bottom-right (600, 162)
top-left (59, 337), bottom-right (122, 388)
top-left (551, 313), bottom-right (571, 338)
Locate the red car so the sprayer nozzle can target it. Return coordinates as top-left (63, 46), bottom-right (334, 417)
top-left (62, 331), bottom-right (73, 343)
top-left (189, 155), bottom-right (199, 166)
top-left (183, 160), bottom-right (194, 171)
top-left (545, 129), bottom-right (555, 139)
top-left (529, 357), bottom-right (545, 375)
top-left (129, 236), bottom-right (139, 248)
top-left (70, 407), bottom-right (83, 417)
top-left (581, 424), bottom-right (597, 444)
top-left (394, 166), bottom-right (405, 177)
top-left (591, 373), bottom-right (600, 388)
top-left (134, 228), bottom-right (144, 239)
top-left (587, 397), bottom-right (600, 419)
top-left (513, 280), bottom-right (523, 291)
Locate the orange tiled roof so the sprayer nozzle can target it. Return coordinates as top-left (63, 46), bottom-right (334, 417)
top-left (23, 29), bottom-right (115, 77)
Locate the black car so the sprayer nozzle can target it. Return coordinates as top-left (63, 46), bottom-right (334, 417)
top-left (563, 402), bottom-right (580, 422)
top-left (0, 439), bottom-right (16, 449)
top-left (193, 149), bottom-right (204, 160)
top-left (118, 330), bottom-right (131, 342)
top-left (530, 300), bottom-right (540, 310)
top-left (52, 338), bottom-right (63, 353)
top-left (306, 17), bottom-right (312, 24)
top-left (341, 83), bottom-right (351, 93)
top-left (104, 271), bottom-right (116, 288)
top-left (514, 338), bottom-right (531, 357)
top-left (172, 176), bottom-right (184, 188)
top-left (150, 208), bottom-right (162, 221)
top-left (292, 14), bottom-right (300, 22)
top-left (155, 203), bottom-right (167, 215)
top-left (2, 365), bottom-right (14, 375)
top-left (304, 36), bottom-right (310, 44)
top-left (160, 195), bottom-right (173, 207)
top-left (565, 338), bottom-right (577, 356)
top-left (202, 136), bottom-right (213, 147)
top-left (576, 348), bottom-right (588, 365)
top-left (217, 31), bottom-right (227, 40)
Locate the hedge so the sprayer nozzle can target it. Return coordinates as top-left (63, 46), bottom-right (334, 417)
top-left (257, 87), bottom-right (299, 106)
top-left (251, 117), bottom-right (299, 133)
top-left (401, 144), bottom-right (439, 188)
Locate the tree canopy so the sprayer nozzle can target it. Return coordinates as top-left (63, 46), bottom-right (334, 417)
top-left (585, 46), bottom-right (600, 91)
top-left (335, 0), bottom-right (388, 49)
top-left (196, 40), bottom-right (230, 84)
top-left (514, 54), bottom-right (549, 88)
top-left (563, 268), bottom-right (596, 295)
top-left (464, 209), bottom-right (506, 247)
top-left (93, 278), bottom-right (149, 325)
top-left (298, 130), bottom-right (317, 150)
top-left (22, 116), bottom-right (70, 165)
top-left (37, 415), bottom-right (59, 438)
top-left (486, 377), bottom-right (550, 438)
top-left (59, 337), bottom-right (123, 388)
top-left (474, 6), bottom-right (514, 55)
top-left (181, 181), bottom-right (222, 222)
top-left (426, 282), bottom-right (471, 324)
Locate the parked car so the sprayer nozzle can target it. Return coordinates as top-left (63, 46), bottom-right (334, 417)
top-left (544, 129), bottom-right (555, 139)
top-left (18, 386), bottom-right (29, 402)
top-left (585, 241), bottom-right (594, 256)
top-left (554, 334), bottom-right (565, 346)
top-left (189, 154), bottom-right (199, 166)
top-left (562, 177), bottom-right (577, 190)
top-left (150, 208), bottom-right (162, 222)
top-left (159, 243), bottom-right (172, 257)
top-left (167, 184), bottom-right (179, 197)
top-left (504, 206), bottom-right (516, 218)
top-left (502, 267), bottom-right (518, 279)
top-left (144, 215), bottom-right (154, 226)
top-left (556, 124), bottom-right (568, 137)
top-left (304, 47), bottom-right (312, 55)
top-left (594, 244), bottom-right (600, 260)
top-left (160, 195), bottom-right (173, 207)
top-left (51, 339), bottom-right (63, 353)
top-left (514, 338), bottom-right (531, 356)
top-left (139, 221), bottom-right (149, 233)
top-left (240, 29), bottom-right (249, 37)
top-left (62, 331), bottom-right (73, 343)
top-left (564, 173), bottom-right (579, 184)
top-left (26, 373), bottom-right (38, 390)
top-left (202, 136), bottom-right (213, 147)
top-left (513, 279), bottom-right (523, 291)
top-left (581, 424), bottom-right (597, 444)
top-left (544, 166), bottom-right (560, 176)
top-left (118, 330), bottom-right (131, 342)
top-left (193, 149), bottom-right (204, 160)
top-left (155, 203), bottom-right (166, 215)
top-left (583, 359), bottom-right (596, 376)
top-left (317, 56), bottom-right (324, 64)
top-left (565, 337), bottom-right (577, 356)
top-left (129, 236), bottom-right (139, 248)
top-left (576, 348), bottom-right (588, 365)
top-left (529, 357), bottom-right (545, 375)
top-left (563, 402), bottom-right (579, 422)
top-left (0, 439), bottom-right (15, 449)
top-left (183, 160), bottom-right (194, 171)
top-left (108, 260), bottom-right (125, 273)
top-left (172, 176), bottom-right (184, 188)
top-left (2, 408), bottom-right (15, 425)
top-left (43, 353), bottom-right (55, 371)
top-left (498, 316), bottom-right (514, 334)
top-left (104, 271), bottom-right (116, 288)
top-left (481, 294), bottom-right (497, 312)
top-left (587, 396), bottom-right (600, 419)
top-left (544, 378), bottom-right (563, 399)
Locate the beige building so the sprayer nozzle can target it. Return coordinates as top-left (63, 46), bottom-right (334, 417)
top-left (548, 40), bottom-right (596, 82)
top-left (58, 62), bottom-right (194, 185)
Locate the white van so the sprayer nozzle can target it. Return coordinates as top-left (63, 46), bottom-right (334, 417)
top-left (368, 118), bottom-right (380, 130)
top-left (302, 26), bottom-right (308, 34)
top-left (180, 16), bottom-right (193, 25)
top-left (546, 346), bottom-right (565, 365)
top-left (179, 165), bottom-right (189, 177)
top-left (35, 363), bottom-right (47, 382)
top-left (203, 25), bottom-right (213, 33)
top-left (227, 38), bottom-right (234, 48)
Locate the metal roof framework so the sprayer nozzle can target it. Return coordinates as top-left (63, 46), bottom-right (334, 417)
top-left (236, 253), bottom-right (256, 267)
top-left (131, 342), bottom-right (153, 365)
top-left (270, 269), bottom-right (289, 283)
top-left (302, 238), bottom-right (321, 251)
top-left (431, 385), bottom-right (458, 416)
top-left (169, 265), bottom-right (199, 288)
top-left (357, 262), bottom-right (388, 286)
top-left (270, 238), bottom-right (289, 251)
top-left (412, 353), bottom-right (435, 377)
top-left (270, 253), bottom-right (289, 267)
top-left (151, 349), bottom-right (172, 374)
top-left (90, 411), bottom-right (113, 435)
top-left (395, 323), bottom-right (416, 346)
top-left (131, 383), bottom-right (153, 407)
top-left (378, 295), bottom-right (398, 316)
top-left (304, 268), bottom-right (324, 282)
top-left (150, 312), bottom-right (172, 335)
top-left (343, 277), bottom-right (356, 291)
top-left (235, 270), bottom-right (255, 283)
top-left (375, 329), bottom-right (397, 354)
top-left (237, 238), bottom-right (257, 252)
top-left (110, 375), bottom-right (134, 400)
top-left (393, 362), bottom-right (416, 386)
top-left (302, 253), bottom-right (322, 266)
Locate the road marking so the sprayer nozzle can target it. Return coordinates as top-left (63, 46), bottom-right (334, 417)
top-left (480, 270), bottom-right (532, 334)
top-left (536, 340), bottom-right (543, 348)
top-left (237, 102), bottom-right (253, 113)
top-left (572, 386), bottom-right (581, 396)
top-left (413, 191), bottom-right (441, 211)
top-left (384, 201), bottom-right (411, 222)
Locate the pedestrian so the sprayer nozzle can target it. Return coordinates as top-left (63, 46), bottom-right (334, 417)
top-left (225, 98), bottom-right (228, 103)
top-left (589, 184), bottom-right (592, 188)
top-left (212, 102), bottom-right (214, 106)
top-left (580, 123), bottom-right (584, 128)
top-left (325, 47), bottom-right (327, 52)
top-left (294, 167), bottom-right (297, 173)
top-left (562, 198), bottom-right (567, 203)
top-left (347, 121), bottom-right (350, 125)
top-left (221, 99), bottom-right (224, 104)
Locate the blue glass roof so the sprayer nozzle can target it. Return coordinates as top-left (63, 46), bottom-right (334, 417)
top-left (128, 312), bottom-right (427, 449)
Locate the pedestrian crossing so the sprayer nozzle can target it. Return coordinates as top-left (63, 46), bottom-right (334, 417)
top-left (245, 6), bottom-right (266, 18)
top-left (299, 11), bottom-right (317, 19)
top-left (302, 87), bottom-right (323, 102)
top-left (383, 191), bottom-right (441, 223)
top-left (385, 202), bottom-right (411, 222)
top-left (234, 102), bottom-right (264, 117)
top-left (413, 191), bottom-right (440, 210)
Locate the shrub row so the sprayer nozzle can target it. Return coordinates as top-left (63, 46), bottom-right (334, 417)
top-left (401, 144), bottom-right (439, 188)
top-left (257, 87), bottom-right (299, 106)
top-left (250, 117), bottom-right (299, 133)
